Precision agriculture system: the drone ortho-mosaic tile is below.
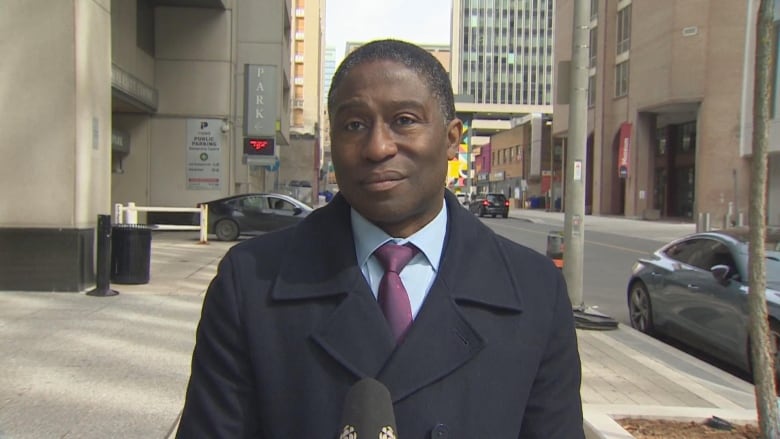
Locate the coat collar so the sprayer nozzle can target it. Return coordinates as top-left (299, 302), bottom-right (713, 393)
top-left (268, 191), bottom-right (525, 398)
top-left (270, 191), bottom-right (524, 312)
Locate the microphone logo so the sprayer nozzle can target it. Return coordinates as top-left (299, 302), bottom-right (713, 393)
top-left (339, 425), bottom-right (356, 439)
top-left (380, 426), bottom-right (397, 439)
top-left (338, 424), bottom-right (397, 439)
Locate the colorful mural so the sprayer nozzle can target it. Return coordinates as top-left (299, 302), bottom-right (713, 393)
top-left (447, 122), bottom-right (470, 188)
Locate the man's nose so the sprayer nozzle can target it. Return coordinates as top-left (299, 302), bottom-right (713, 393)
top-left (361, 123), bottom-right (397, 161)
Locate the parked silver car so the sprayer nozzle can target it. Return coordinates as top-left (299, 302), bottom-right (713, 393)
top-left (627, 228), bottom-right (780, 378)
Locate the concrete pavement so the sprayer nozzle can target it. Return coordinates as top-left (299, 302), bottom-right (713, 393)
top-left (0, 210), bottom-right (760, 439)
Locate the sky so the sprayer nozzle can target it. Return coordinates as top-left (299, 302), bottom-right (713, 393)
top-left (325, 0), bottom-right (453, 63)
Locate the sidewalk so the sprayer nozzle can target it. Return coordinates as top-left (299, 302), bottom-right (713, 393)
top-left (0, 216), bottom-right (759, 439)
top-left (507, 206), bottom-right (697, 243)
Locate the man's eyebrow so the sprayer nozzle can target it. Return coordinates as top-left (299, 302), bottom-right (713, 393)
top-left (333, 99), bottom-right (427, 117)
top-left (332, 99), bottom-right (368, 117)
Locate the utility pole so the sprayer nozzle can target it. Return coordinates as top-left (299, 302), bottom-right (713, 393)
top-left (563, 0), bottom-right (589, 309)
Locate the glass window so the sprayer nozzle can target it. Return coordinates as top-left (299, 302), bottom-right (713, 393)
top-left (679, 122), bottom-right (696, 153)
top-left (615, 61), bottom-right (629, 97)
top-left (589, 27), bottom-right (598, 68)
top-left (664, 238), bottom-right (712, 269)
top-left (656, 128), bottom-right (667, 156)
top-left (240, 196), bottom-right (268, 211)
top-left (588, 74), bottom-right (596, 107)
top-left (617, 5), bottom-right (632, 54)
top-left (590, 0), bottom-right (599, 20)
top-left (270, 197), bottom-right (295, 211)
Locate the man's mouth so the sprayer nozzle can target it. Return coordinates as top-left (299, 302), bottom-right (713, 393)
top-left (361, 172), bottom-right (405, 192)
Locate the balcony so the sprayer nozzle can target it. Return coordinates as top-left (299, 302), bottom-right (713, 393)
top-left (294, 54), bottom-right (304, 63)
top-left (294, 32), bottom-right (305, 41)
top-left (294, 77), bottom-right (304, 85)
top-left (295, 8), bottom-right (304, 17)
top-left (293, 99), bottom-right (304, 108)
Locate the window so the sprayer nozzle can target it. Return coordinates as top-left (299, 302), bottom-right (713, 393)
top-left (590, 0), bottom-right (599, 20)
top-left (616, 5), bottom-right (631, 54)
top-left (589, 28), bottom-right (598, 68)
top-left (656, 128), bottom-right (667, 156)
top-left (679, 122), bottom-right (696, 153)
top-left (588, 75), bottom-right (596, 107)
top-left (615, 61), bottom-right (629, 97)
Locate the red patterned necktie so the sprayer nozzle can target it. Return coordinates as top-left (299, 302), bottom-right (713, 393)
top-left (373, 243), bottom-right (419, 343)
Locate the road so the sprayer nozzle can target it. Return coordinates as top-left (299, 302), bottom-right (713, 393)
top-left (481, 217), bottom-right (679, 325)
top-left (481, 216), bottom-right (753, 381)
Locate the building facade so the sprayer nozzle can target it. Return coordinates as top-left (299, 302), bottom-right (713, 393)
top-left (555, 0), bottom-right (780, 224)
top-left (1, 0), bottom-right (297, 291)
top-left (450, 0), bottom-right (555, 196)
top-left (284, 0), bottom-right (324, 201)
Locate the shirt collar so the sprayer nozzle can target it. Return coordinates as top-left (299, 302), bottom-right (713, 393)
top-left (352, 201), bottom-right (448, 270)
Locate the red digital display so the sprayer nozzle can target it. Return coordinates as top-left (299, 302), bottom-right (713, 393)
top-left (249, 139), bottom-right (269, 151)
top-left (243, 137), bottom-right (275, 156)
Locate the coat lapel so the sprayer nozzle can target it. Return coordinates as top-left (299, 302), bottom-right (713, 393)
top-left (270, 194), bottom-right (396, 378)
top-left (379, 192), bottom-right (525, 402)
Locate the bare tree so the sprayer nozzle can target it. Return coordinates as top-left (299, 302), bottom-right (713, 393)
top-left (749, 0), bottom-right (779, 437)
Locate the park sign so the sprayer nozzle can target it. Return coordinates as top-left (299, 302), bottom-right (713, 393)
top-left (244, 64), bottom-right (277, 138)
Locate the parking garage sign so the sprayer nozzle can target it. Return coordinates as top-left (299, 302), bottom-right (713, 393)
top-left (186, 119), bottom-right (222, 190)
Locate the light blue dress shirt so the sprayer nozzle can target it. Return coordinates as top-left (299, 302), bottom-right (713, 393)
top-left (351, 202), bottom-right (448, 319)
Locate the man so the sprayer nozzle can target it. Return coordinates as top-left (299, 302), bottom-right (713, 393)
top-left (177, 39), bottom-right (584, 438)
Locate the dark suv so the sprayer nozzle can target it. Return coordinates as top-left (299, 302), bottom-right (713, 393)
top-left (469, 193), bottom-right (509, 218)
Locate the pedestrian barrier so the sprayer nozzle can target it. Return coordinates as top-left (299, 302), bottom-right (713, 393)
top-left (114, 202), bottom-right (209, 244)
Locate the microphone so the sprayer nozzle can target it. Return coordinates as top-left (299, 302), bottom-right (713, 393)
top-left (338, 378), bottom-right (398, 439)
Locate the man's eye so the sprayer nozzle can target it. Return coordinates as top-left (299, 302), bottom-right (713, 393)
top-left (344, 121), bottom-right (364, 131)
top-left (396, 116), bottom-right (416, 126)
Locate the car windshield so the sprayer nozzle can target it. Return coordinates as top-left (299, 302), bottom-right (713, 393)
top-left (487, 194), bottom-right (506, 202)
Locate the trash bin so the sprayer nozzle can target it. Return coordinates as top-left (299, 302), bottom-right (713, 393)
top-left (546, 230), bottom-right (565, 269)
top-left (111, 224), bottom-right (152, 284)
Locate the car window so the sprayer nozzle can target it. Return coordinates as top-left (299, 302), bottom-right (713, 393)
top-left (664, 238), bottom-right (709, 268)
top-left (270, 198), bottom-right (296, 212)
top-left (487, 194), bottom-right (506, 203)
top-left (665, 238), bottom-right (733, 271)
top-left (701, 240), bottom-right (737, 272)
top-left (240, 196), bottom-right (268, 211)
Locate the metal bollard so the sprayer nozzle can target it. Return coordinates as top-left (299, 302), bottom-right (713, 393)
top-left (87, 214), bottom-right (119, 297)
top-left (697, 212), bottom-right (711, 232)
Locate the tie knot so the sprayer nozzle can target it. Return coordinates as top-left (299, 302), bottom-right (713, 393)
top-left (374, 243), bottom-right (418, 274)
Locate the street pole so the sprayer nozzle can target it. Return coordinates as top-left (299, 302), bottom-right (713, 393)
top-left (563, 0), bottom-right (589, 309)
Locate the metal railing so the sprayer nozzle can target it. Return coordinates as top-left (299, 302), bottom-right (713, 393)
top-left (114, 202), bottom-right (208, 244)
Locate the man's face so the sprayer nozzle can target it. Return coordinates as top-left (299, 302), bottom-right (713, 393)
top-left (329, 60), bottom-right (462, 238)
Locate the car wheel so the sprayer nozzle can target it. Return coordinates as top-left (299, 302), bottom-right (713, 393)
top-left (628, 280), bottom-right (654, 334)
top-left (478, 207), bottom-right (485, 217)
top-left (215, 219), bottom-right (240, 241)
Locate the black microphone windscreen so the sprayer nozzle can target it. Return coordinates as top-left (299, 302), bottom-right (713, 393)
top-left (338, 378), bottom-right (398, 439)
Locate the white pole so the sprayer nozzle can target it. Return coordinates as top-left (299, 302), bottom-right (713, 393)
top-left (127, 202), bottom-right (138, 224)
top-left (114, 203), bottom-right (122, 224)
top-left (199, 204), bottom-right (209, 244)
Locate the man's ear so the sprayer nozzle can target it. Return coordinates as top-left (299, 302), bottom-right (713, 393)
top-left (446, 118), bottom-right (464, 160)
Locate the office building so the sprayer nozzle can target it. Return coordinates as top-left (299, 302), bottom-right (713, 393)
top-left (1, 0), bottom-right (294, 291)
top-left (554, 0), bottom-right (780, 224)
top-left (450, 0), bottom-right (555, 198)
top-left (284, 0), bottom-right (325, 202)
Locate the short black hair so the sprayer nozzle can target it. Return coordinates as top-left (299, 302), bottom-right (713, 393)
top-left (327, 39), bottom-right (456, 123)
